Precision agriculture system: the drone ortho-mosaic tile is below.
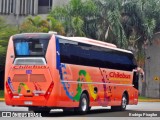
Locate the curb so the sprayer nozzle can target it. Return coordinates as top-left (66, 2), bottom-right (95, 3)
top-left (139, 99), bottom-right (160, 102)
top-left (0, 98), bottom-right (5, 102)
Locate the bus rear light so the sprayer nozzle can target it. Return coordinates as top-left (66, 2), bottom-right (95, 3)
top-left (44, 82), bottom-right (54, 99)
top-left (6, 82), bottom-right (13, 98)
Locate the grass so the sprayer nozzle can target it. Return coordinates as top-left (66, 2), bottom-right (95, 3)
top-left (138, 96), bottom-right (160, 102)
top-left (138, 96), bottom-right (152, 100)
top-left (0, 90), bottom-right (4, 98)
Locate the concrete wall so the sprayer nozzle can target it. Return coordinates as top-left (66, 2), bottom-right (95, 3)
top-left (0, 0), bottom-right (70, 25)
top-left (145, 33), bottom-right (160, 98)
top-left (52, 0), bottom-right (69, 8)
top-left (0, 0), bottom-right (39, 15)
top-left (0, 14), bottom-right (48, 26)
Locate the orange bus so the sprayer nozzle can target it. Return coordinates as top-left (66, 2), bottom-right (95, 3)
top-left (5, 33), bottom-right (139, 114)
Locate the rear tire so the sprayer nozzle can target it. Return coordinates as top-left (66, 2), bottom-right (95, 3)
top-left (75, 93), bottom-right (89, 114)
top-left (111, 93), bottom-right (127, 111)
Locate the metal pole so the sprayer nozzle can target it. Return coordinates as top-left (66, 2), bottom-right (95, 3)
top-left (52, 0), bottom-right (54, 9)
top-left (16, 0), bottom-right (20, 27)
top-left (21, 0), bottom-right (24, 15)
top-left (24, 0), bottom-right (27, 15)
top-left (3, 0), bottom-right (6, 13)
top-left (13, 0), bottom-right (15, 14)
top-left (6, 0), bottom-right (9, 14)
top-left (0, 0), bottom-right (2, 13)
top-left (9, 0), bottom-right (12, 13)
top-left (34, 0), bottom-right (38, 15)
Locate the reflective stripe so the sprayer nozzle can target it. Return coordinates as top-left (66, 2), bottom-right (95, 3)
top-left (61, 80), bottom-right (134, 86)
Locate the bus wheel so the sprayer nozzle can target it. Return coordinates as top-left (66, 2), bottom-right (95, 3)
top-left (111, 94), bottom-right (127, 111)
top-left (76, 93), bottom-right (89, 114)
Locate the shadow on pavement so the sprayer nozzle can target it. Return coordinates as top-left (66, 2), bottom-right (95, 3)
top-left (41, 109), bottom-right (134, 117)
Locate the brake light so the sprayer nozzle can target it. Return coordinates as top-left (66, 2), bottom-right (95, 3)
top-left (44, 82), bottom-right (54, 99)
top-left (6, 82), bottom-right (13, 98)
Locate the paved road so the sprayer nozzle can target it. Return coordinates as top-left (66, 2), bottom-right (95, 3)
top-left (0, 102), bottom-right (160, 119)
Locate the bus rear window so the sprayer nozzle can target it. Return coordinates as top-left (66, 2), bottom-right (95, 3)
top-left (14, 38), bottom-right (49, 57)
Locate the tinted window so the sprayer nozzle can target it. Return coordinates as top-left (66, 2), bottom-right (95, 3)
top-left (39, 0), bottom-right (52, 6)
top-left (13, 34), bottom-right (50, 57)
top-left (58, 38), bottom-right (137, 71)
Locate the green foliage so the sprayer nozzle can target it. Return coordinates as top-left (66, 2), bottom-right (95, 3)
top-left (121, 0), bottom-right (160, 66)
top-left (20, 16), bottom-right (49, 32)
top-left (47, 16), bottom-right (65, 35)
top-left (0, 17), bottom-right (18, 66)
top-left (20, 16), bottom-right (65, 34)
top-left (49, 0), bottom-right (160, 66)
top-left (50, 0), bottom-right (97, 36)
top-left (71, 16), bottom-right (85, 36)
top-left (0, 90), bottom-right (4, 98)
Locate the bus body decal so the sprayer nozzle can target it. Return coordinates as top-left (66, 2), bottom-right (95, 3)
top-left (7, 77), bottom-right (16, 92)
top-left (18, 83), bottom-right (31, 94)
top-left (56, 38), bottom-right (74, 100)
top-left (55, 37), bottom-right (61, 72)
top-left (98, 69), bottom-right (110, 105)
top-left (61, 64), bottom-right (98, 101)
top-left (73, 78), bottom-right (82, 101)
top-left (78, 70), bottom-right (97, 100)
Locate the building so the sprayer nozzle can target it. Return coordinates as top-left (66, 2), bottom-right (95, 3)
top-left (0, 0), bottom-right (69, 25)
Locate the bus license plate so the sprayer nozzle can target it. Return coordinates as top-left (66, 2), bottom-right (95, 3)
top-left (24, 101), bottom-right (33, 105)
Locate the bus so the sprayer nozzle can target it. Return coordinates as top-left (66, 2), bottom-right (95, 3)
top-left (5, 33), bottom-right (139, 114)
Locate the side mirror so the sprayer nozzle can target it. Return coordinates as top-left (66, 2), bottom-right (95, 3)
top-left (137, 67), bottom-right (145, 82)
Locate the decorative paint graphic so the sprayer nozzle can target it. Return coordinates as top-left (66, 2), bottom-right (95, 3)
top-left (18, 83), bottom-right (31, 94)
top-left (79, 70), bottom-right (98, 100)
top-left (61, 64), bottom-right (98, 101)
top-left (7, 77), bottom-right (16, 92)
top-left (96, 69), bottom-right (112, 105)
top-left (8, 77), bottom-right (46, 95)
top-left (61, 64), bottom-right (74, 100)
top-left (60, 63), bottom-right (114, 105)
top-left (73, 78), bottom-right (82, 101)
top-left (33, 82), bottom-right (42, 91)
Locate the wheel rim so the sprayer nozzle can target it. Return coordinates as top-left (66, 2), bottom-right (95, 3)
top-left (81, 97), bottom-right (87, 111)
top-left (122, 96), bottom-right (127, 109)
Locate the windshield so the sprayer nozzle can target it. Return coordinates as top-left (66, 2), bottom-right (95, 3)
top-left (13, 35), bottom-right (50, 57)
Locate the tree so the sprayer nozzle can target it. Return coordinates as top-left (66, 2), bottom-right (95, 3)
top-left (20, 15), bottom-right (65, 34)
top-left (122, 0), bottom-right (159, 66)
top-left (0, 17), bottom-right (18, 68)
top-left (93, 0), bottom-right (127, 48)
top-left (47, 16), bottom-right (65, 35)
top-left (20, 16), bottom-right (49, 32)
top-left (49, 0), bottom-right (160, 66)
top-left (50, 0), bottom-right (97, 36)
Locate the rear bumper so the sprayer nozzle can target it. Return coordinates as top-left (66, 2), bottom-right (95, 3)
top-left (5, 94), bottom-right (58, 107)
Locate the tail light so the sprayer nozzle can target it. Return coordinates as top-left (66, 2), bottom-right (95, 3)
top-left (6, 82), bottom-right (13, 98)
top-left (44, 81), bottom-right (54, 99)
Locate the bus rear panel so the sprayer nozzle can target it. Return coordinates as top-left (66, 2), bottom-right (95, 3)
top-left (5, 33), bottom-right (60, 107)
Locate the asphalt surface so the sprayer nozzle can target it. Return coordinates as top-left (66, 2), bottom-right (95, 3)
top-left (0, 102), bottom-right (160, 119)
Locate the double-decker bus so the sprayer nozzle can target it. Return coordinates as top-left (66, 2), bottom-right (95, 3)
top-left (5, 33), bottom-right (139, 114)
